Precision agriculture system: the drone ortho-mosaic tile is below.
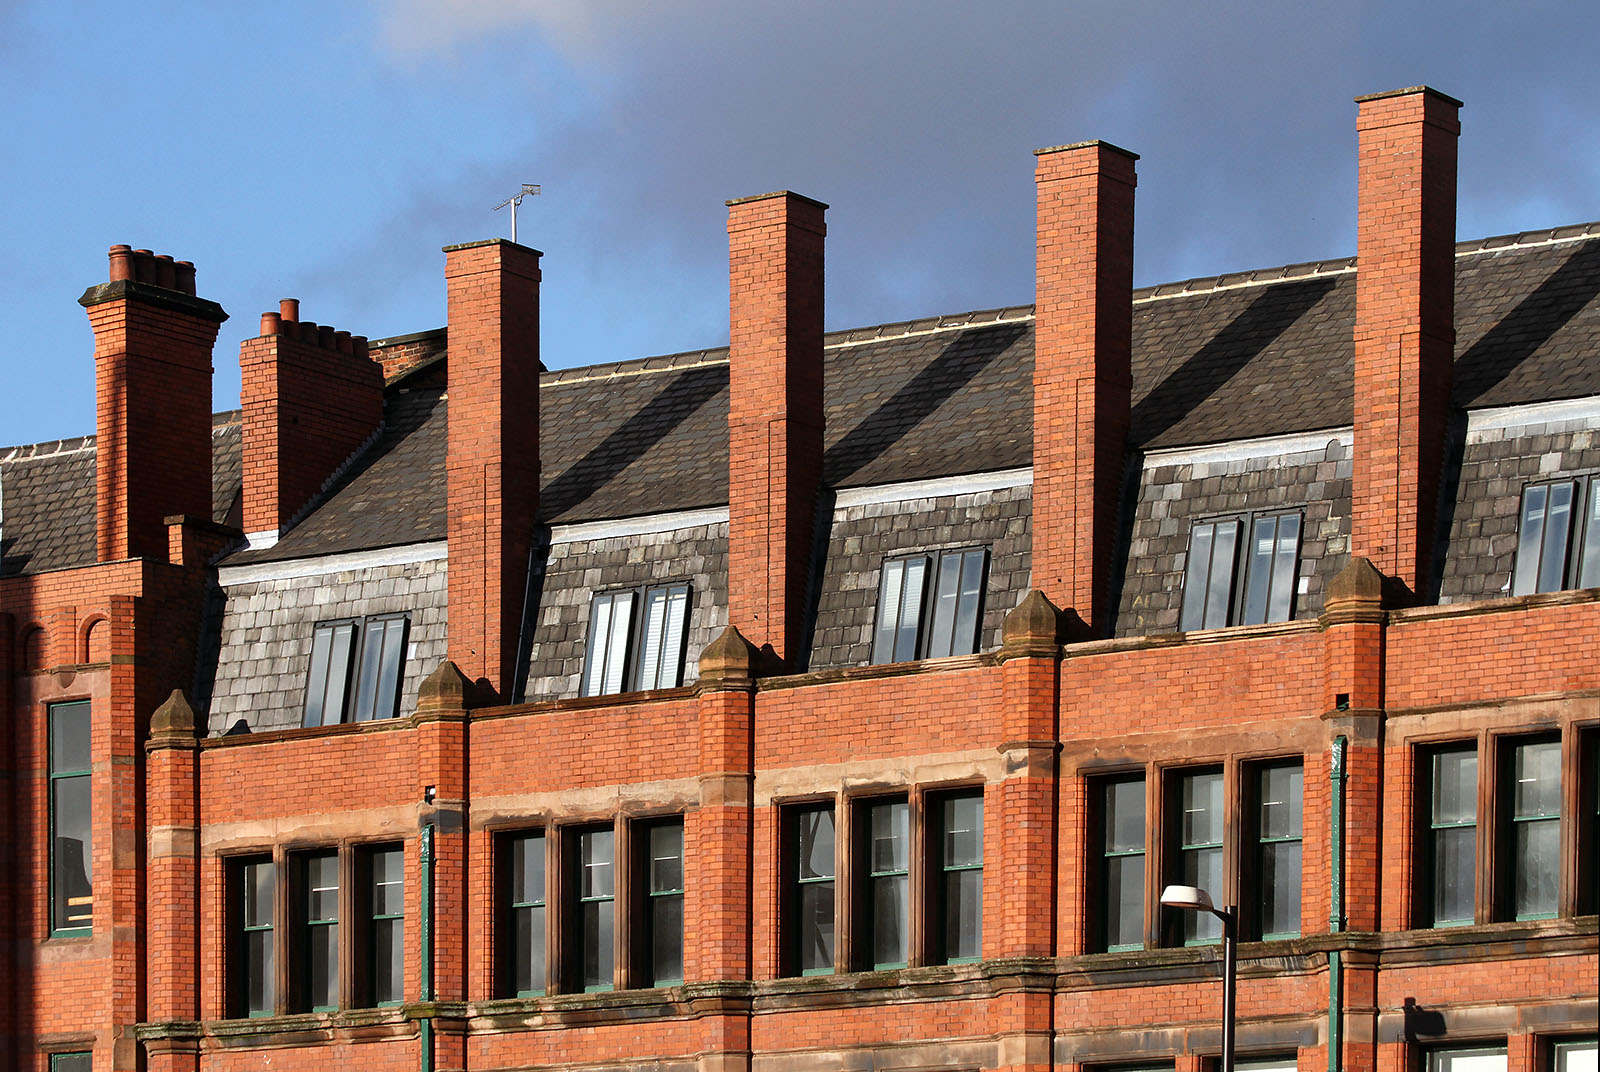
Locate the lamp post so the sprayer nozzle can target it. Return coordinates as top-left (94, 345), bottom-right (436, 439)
top-left (1161, 884), bottom-right (1238, 1072)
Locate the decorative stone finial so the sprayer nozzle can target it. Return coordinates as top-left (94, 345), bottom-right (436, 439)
top-left (1000, 590), bottom-right (1064, 659)
top-left (698, 625), bottom-right (759, 691)
top-left (1321, 556), bottom-right (1389, 627)
top-left (417, 660), bottom-right (473, 712)
top-left (150, 689), bottom-right (197, 740)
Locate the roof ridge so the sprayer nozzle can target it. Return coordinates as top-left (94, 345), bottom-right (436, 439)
top-left (2, 419), bottom-right (244, 460)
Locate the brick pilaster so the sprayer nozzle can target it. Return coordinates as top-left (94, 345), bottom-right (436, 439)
top-left (80, 246), bottom-right (227, 564)
top-left (1319, 557), bottom-right (1388, 934)
top-left (443, 240), bottom-right (542, 700)
top-left (1032, 141), bottom-right (1136, 635)
top-left (726, 192), bottom-right (826, 670)
top-left (143, 691), bottom-right (200, 1072)
top-left (1352, 87), bottom-right (1461, 600)
top-left (994, 591), bottom-right (1063, 958)
top-left (239, 300), bottom-right (381, 540)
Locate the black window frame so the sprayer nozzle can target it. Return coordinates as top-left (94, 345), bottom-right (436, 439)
top-left (579, 581), bottom-right (693, 697)
top-left (49, 1054), bottom-right (93, 1072)
top-left (1512, 474), bottom-right (1600, 596)
top-left (292, 849), bottom-right (342, 1013)
top-left (1418, 741), bottom-right (1480, 928)
top-left (784, 801), bottom-right (838, 977)
top-left (928, 787), bottom-right (984, 965)
top-left (636, 817), bottom-right (685, 988)
top-left (227, 853), bottom-right (278, 1018)
top-left (1179, 509), bottom-right (1304, 631)
top-left (499, 829), bottom-right (549, 998)
top-left (1093, 772), bottom-right (1148, 953)
top-left (357, 843), bottom-right (405, 1007)
top-left (1165, 766), bottom-right (1226, 946)
top-left (870, 546), bottom-right (990, 665)
top-left (853, 795), bottom-right (911, 970)
top-left (302, 613), bottom-right (411, 728)
top-left (1244, 759), bottom-right (1305, 941)
top-left (565, 823), bottom-right (617, 992)
top-left (47, 699), bottom-right (94, 938)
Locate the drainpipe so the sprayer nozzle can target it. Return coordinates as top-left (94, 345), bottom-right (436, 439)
top-left (1328, 736), bottom-right (1347, 1072)
top-left (420, 820), bottom-right (436, 1072)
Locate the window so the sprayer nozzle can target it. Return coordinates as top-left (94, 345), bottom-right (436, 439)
top-left (296, 851), bottom-right (340, 1011)
top-left (857, 797), bottom-right (910, 969)
top-left (1583, 733), bottom-right (1600, 917)
top-left (641, 820), bottom-right (684, 986)
top-left (1180, 511), bottom-right (1301, 631)
top-left (1422, 743), bottom-right (1478, 927)
top-left (871, 547), bottom-right (989, 664)
top-left (232, 856), bottom-right (276, 1017)
top-left (1501, 736), bottom-right (1561, 920)
top-left (1249, 761), bottom-right (1304, 940)
top-left (789, 804), bottom-right (836, 975)
top-left (1097, 775), bottom-right (1146, 952)
top-left (503, 831), bottom-right (547, 997)
top-left (931, 790), bottom-right (983, 963)
top-left (49, 700), bottom-right (92, 935)
top-left (362, 845), bottom-right (404, 1006)
top-left (570, 826), bottom-right (615, 991)
top-left (1237, 1056), bottom-right (1299, 1072)
top-left (1428, 1047), bottom-right (1507, 1072)
top-left (50, 1055), bottom-right (92, 1072)
top-left (1169, 768), bottom-right (1225, 944)
top-left (580, 582), bottom-right (691, 697)
top-left (1553, 1039), bottom-right (1598, 1072)
top-left (303, 614), bottom-right (410, 727)
top-left (1513, 477), bottom-right (1599, 596)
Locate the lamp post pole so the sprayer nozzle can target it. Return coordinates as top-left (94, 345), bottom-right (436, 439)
top-left (1160, 885), bottom-right (1238, 1072)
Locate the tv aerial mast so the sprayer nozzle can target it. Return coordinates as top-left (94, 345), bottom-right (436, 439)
top-left (493, 184), bottom-right (541, 244)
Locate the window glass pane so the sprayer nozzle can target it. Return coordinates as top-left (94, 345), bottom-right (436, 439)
top-left (603, 593), bottom-right (633, 694)
top-left (872, 559), bottom-right (906, 664)
top-left (246, 926), bottom-right (275, 1014)
top-left (1243, 514), bottom-right (1278, 625)
top-left (51, 1053), bottom-right (92, 1072)
top-left (636, 585), bottom-right (689, 690)
top-left (1259, 764), bottom-right (1303, 840)
top-left (1237, 1057), bottom-right (1300, 1072)
top-left (795, 805), bottom-right (836, 974)
top-left (577, 828), bottom-right (614, 991)
top-left (926, 551), bottom-right (964, 658)
top-left (1105, 777), bottom-right (1145, 854)
top-left (52, 775), bottom-right (93, 930)
top-left (1260, 840), bottom-right (1302, 938)
top-left (651, 887), bottom-right (684, 984)
top-left (650, 823), bottom-right (684, 893)
top-left (245, 859), bottom-right (275, 928)
top-left (1538, 481), bottom-right (1576, 593)
top-left (798, 807), bottom-right (835, 881)
top-left (1513, 739), bottom-right (1561, 817)
top-left (1268, 513), bottom-right (1301, 622)
top-left (943, 793), bottom-right (983, 869)
top-left (867, 800), bottom-right (909, 968)
top-left (512, 903), bottom-right (546, 995)
top-left (952, 549), bottom-right (986, 654)
top-left (1205, 521), bottom-right (1239, 628)
top-left (944, 868), bottom-right (983, 961)
top-left (241, 858), bottom-right (275, 1015)
top-left (1432, 748), bottom-right (1478, 825)
top-left (581, 595), bottom-right (615, 695)
top-left (372, 618), bottom-right (407, 720)
top-left (894, 556), bottom-right (928, 662)
top-left (51, 701), bottom-right (91, 772)
top-left (1105, 853), bottom-right (1145, 949)
top-left (1430, 1049), bottom-right (1508, 1072)
top-left (1580, 483), bottom-right (1600, 588)
top-left (1181, 845), bottom-right (1224, 942)
top-left (305, 624), bottom-right (333, 727)
top-left (371, 847), bottom-right (404, 916)
top-left (353, 622), bottom-right (386, 721)
top-left (1181, 522), bottom-right (1216, 631)
top-left (798, 878), bottom-right (835, 973)
top-left (512, 834), bottom-right (545, 906)
top-left (1180, 770), bottom-right (1224, 943)
top-left (581, 898), bottom-right (614, 989)
top-left (322, 622), bottom-right (356, 726)
top-left (870, 801), bottom-right (909, 873)
top-left (1432, 824), bottom-right (1476, 925)
top-left (307, 853), bottom-right (339, 920)
top-left (1181, 770), bottom-right (1224, 846)
top-left (373, 916), bottom-right (403, 1004)
top-left (1514, 815), bottom-right (1560, 919)
top-left (580, 829), bottom-right (614, 898)
top-left (1514, 484), bottom-right (1550, 596)
top-left (304, 852), bottom-right (339, 1010)
top-left (1554, 1041), bottom-right (1598, 1072)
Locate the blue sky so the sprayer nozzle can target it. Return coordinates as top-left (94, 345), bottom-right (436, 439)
top-left (3, 0), bottom-right (1598, 447)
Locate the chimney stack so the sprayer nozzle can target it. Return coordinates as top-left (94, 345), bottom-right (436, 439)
top-left (81, 245), bottom-right (228, 562)
top-left (725, 191), bottom-right (827, 670)
top-left (1351, 87), bottom-right (1461, 600)
top-left (444, 239), bottom-right (543, 699)
top-left (1031, 142), bottom-right (1137, 635)
top-left (239, 300), bottom-right (382, 542)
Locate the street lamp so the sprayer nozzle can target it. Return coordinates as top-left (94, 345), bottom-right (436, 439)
top-left (1161, 884), bottom-right (1237, 1072)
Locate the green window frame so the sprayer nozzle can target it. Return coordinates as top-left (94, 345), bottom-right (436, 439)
top-left (235, 856), bottom-right (276, 1017)
top-left (364, 845), bottom-right (404, 1006)
top-left (860, 797), bottom-right (910, 970)
top-left (1172, 768), bottom-right (1225, 945)
top-left (642, 819), bottom-right (685, 986)
top-left (1251, 761), bottom-right (1304, 940)
top-left (790, 804), bottom-right (836, 976)
top-left (572, 826), bottom-right (615, 992)
top-left (297, 850), bottom-right (340, 1012)
top-left (48, 700), bottom-right (93, 937)
top-left (1503, 735), bottom-right (1561, 921)
top-left (1422, 743), bottom-right (1478, 927)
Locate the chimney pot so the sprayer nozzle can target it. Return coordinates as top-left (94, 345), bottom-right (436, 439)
top-left (352, 336), bottom-right (369, 360)
top-left (298, 320), bottom-right (319, 344)
top-left (108, 245), bottom-right (134, 282)
top-left (334, 330), bottom-right (353, 354)
top-left (260, 311), bottom-right (282, 336)
top-left (133, 251), bottom-right (155, 284)
top-left (175, 260), bottom-right (196, 295)
top-left (154, 254), bottom-right (177, 291)
top-left (279, 298), bottom-right (300, 323)
top-left (318, 324), bottom-right (336, 349)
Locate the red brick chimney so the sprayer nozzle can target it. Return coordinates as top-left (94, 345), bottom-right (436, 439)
top-left (1352, 87), bottom-right (1461, 599)
top-left (239, 299), bottom-right (382, 541)
top-left (725, 191), bottom-right (827, 670)
top-left (80, 246), bottom-right (228, 562)
top-left (444, 239), bottom-right (542, 699)
top-left (1031, 142), bottom-right (1137, 635)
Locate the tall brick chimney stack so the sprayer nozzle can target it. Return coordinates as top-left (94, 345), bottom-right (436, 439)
top-left (239, 299), bottom-right (382, 542)
top-left (1352, 87), bottom-right (1461, 600)
top-left (81, 246), bottom-right (228, 562)
top-left (1031, 142), bottom-right (1137, 635)
top-left (444, 239), bottom-right (542, 700)
top-left (725, 191), bottom-right (827, 671)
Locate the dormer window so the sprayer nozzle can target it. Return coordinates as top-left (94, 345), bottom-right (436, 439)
top-left (302, 614), bottom-right (410, 727)
top-left (871, 547), bottom-right (989, 664)
top-left (1512, 477), bottom-right (1599, 595)
top-left (579, 582), bottom-right (691, 697)
top-left (1180, 511), bottom-right (1302, 631)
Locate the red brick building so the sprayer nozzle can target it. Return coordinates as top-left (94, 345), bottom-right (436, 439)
top-left (2, 86), bottom-right (1595, 1072)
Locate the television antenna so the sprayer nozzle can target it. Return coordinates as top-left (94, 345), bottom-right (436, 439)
top-left (493, 184), bottom-right (541, 244)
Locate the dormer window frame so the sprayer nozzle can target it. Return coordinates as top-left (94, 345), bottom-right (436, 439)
top-left (1179, 508), bottom-right (1304, 632)
top-left (1511, 473), bottom-right (1599, 596)
top-left (302, 612), bottom-right (411, 728)
top-left (579, 581), bottom-right (693, 698)
top-left (870, 546), bottom-right (990, 665)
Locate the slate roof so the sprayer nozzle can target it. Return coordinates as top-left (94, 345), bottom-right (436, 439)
top-left (4, 225), bottom-right (1597, 575)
